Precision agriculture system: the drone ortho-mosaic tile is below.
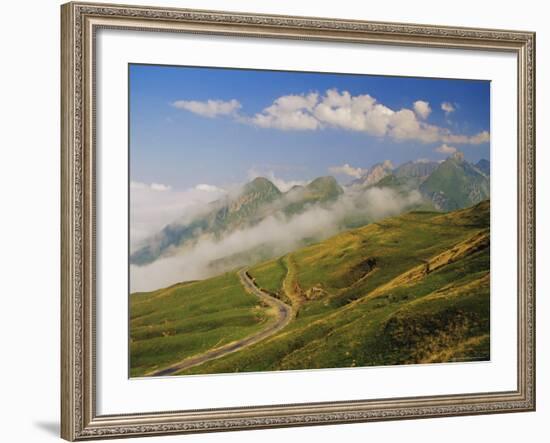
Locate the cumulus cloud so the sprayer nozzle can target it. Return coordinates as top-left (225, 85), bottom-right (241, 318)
top-left (439, 130), bottom-right (490, 145)
top-left (172, 98), bottom-right (241, 118)
top-left (247, 89), bottom-right (487, 145)
top-left (466, 130), bottom-right (490, 144)
top-left (413, 100), bottom-right (432, 119)
top-left (171, 90), bottom-right (489, 145)
top-left (388, 108), bottom-right (433, 141)
top-left (130, 186), bottom-right (423, 292)
top-left (250, 92), bottom-right (320, 130)
top-left (435, 143), bottom-right (457, 154)
top-left (312, 89), bottom-right (393, 135)
top-left (328, 163), bottom-right (366, 179)
top-left (441, 102), bottom-right (456, 115)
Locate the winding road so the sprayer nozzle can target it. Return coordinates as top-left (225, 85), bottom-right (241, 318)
top-left (148, 268), bottom-right (293, 377)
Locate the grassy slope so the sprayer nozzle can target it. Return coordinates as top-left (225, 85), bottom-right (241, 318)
top-left (130, 272), bottom-right (273, 376)
top-left (178, 200), bottom-right (489, 375)
top-left (420, 158), bottom-right (489, 210)
top-left (248, 258), bottom-right (286, 296)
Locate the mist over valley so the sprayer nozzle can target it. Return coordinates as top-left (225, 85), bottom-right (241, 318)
top-left (130, 153), bottom-right (489, 292)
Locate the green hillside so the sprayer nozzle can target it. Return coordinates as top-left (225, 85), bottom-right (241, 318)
top-left (420, 153), bottom-right (489, 211)
top-left (168, 200), bottom-right (490, 375)
top-left (130, 201), bottom-right (490, 376)
top-left (248, 257), bottom-right (288, 301)
top-left (130, 272), bottom-right (275, 376)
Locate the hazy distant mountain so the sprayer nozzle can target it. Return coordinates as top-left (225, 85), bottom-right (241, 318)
top-left (420, 152), bottom-right (490, 211)
top-left (351, 160), bottom-right (394, 187)
top-left (475, 159), bottom-right (490, 176)
top-left (366, 154), bottom-right (489, 212)
top-left (131, 176), bottom-right (344, 266)
top-left (367, 174), bottom-right (423, 194)
top-left (368, 160), bottom-right (442, 192)
top-left (351, 159), bottom-right (439, 190)
top-left (283, 176), bottom-right (343, 216)
top-left (212, 177), bottom-right (282, 231)
top-left (394, 160), bottom-right (439, 181)
top-left (131, 153), bottom-right (490, 267)
top-left (307, 176), bottom-right (344, 199)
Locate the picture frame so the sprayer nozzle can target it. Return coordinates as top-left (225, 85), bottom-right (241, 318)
top-left (61, 1), bottom-right (536, 440)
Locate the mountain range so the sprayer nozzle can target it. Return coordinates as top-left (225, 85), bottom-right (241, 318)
top-left (420, 153), bottom-right (490, 211)
top-left (131, 153), bottom-right (489, 268)
top-left (130, 175), bottom-right (345, 266)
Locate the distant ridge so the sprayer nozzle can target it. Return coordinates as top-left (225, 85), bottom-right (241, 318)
top-left (394, 160), bottom-right (439, 180)
top-left (420, 153), bottom-right (490, 211)
top-left (131, 175), bottom-right (344, 265)
top-left (475, 159), bottom-right (490, 176)
top-left (131, 153), bottom-right (490, 266)
top-left (351, 160), bottom-right (393, 187)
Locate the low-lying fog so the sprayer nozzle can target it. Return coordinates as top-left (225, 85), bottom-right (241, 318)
top-left (130, 182), bottom-right (422, 293)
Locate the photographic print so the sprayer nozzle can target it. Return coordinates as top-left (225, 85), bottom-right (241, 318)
top-left (129, 64), bottom-right (491, 378)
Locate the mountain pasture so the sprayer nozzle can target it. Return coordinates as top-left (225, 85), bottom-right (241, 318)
top-left (130, 200), bottom-right (490, 376)
top-left (130, 272), bottom-right (275, 376)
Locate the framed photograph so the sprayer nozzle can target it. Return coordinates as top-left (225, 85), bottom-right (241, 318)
top-left (61, 2), bottom-right (536, 440)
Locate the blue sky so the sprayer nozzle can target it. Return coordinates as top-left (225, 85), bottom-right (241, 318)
top-left (129, 64), bottom-right (490, 190)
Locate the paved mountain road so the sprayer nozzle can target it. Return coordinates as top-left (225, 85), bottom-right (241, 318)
top-left (148, 268), bottom-right (293, 377)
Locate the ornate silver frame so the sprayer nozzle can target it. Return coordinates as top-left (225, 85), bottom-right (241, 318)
top-left (61, 2), bottom-right (536, 440)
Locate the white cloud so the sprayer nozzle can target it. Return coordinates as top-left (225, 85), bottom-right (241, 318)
top-left (195, 184), bottom-right (225, 193)
top-left (312, 90), bottom-right (394, 135)
top-left (389, 109), bottom-right (432, 141)
top-left (130, 181), bottom-right (147, 190)
top-left (440, 130), bottom-right (490, 145)
top-left (174, 90), bottom-right (489, 145)
top-left (413, 100), bottom-right (432, 119)
top-left (441, 102), bottom-right (456, 115)
top-left (251, 89), bottom-right (488, 145)
top-left (131, 181), bottom-right (171, 192)
top-left (172, 98), bottom-right (241, 118)
top-left (250, 92), bottom-right (320, 130)
top-left (328, 163), bottom-right (366, 178)
top-left (435, 143), bottom-right (457, 154)
top-left (467, 130), bottom-right (490, 144)
top-left (150, 183), bottom-right (171, 192)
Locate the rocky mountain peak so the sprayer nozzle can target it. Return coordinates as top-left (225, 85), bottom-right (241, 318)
top-left (451, 151), bottom-right (465, 162)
